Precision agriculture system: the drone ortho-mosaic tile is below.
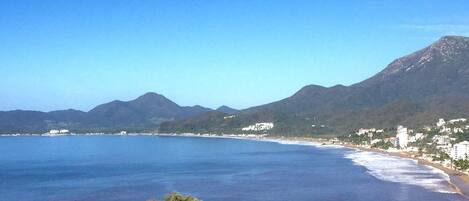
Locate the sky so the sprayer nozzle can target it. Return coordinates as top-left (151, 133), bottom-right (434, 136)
top-left (1, 0), bottom-right (469, 112)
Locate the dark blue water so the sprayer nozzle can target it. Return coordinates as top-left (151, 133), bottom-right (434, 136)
top-left (0, 136), bottom-right (466, 201)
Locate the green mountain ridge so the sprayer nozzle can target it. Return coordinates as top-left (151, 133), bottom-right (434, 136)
top-left (160, 36), bottom-right (469, 136)
top-left (0, 93), bottom-right (212, 133)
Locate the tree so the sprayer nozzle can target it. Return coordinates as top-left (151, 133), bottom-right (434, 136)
top-left (147, 192), bottom-right (201, 201)
top-left (371, 141), bottom-right (394, 150)
top-left (432, 151), bottom-right (450, 161)
top-left (454, 159), bottom-right (469, 171)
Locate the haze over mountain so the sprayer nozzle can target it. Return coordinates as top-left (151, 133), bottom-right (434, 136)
top-left (160, 36), bottom-right (469, 135)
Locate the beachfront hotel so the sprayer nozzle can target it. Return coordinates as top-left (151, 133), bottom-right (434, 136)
top-left (452, 141), bottom-right (469, 160)
top-left (396, 126), bottom-right (409, 149)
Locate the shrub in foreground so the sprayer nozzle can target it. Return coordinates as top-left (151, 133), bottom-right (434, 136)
top-left (148, 192), bottom-right (201, 201)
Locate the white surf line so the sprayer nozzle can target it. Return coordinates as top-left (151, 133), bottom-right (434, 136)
top-left (344, 150), bottom-right (455, 193)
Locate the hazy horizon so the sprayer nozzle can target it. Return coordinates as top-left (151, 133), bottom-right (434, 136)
top-left (2, 0), bottom-right (469, 112)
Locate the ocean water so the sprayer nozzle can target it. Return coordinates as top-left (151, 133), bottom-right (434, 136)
top-left (0, 136), bottom-right (467, 201)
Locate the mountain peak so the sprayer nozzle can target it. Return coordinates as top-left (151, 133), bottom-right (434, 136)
top-left (430, 35), bottom-right (469, 55)
top-left (369, 35), bottom-right (469, 81)
top-left (216, 105), bottom-right (239, 114)
top-left (132, 92), bottom-right (174, 104)
top-left (138, 92), bottom-right (163, 99)
top-left (438, 35), bottom-right (469, 42)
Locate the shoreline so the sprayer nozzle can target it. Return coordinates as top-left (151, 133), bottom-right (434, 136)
top-left (3, 133), bottom-right (469, 198)
top-left (254, 135), bottom-right (469, 198)
top-left (169, 133), bottom-right (469, 198)
top-left (277, 135), bottom-right (469, 198)
top-left (340, 143), bottom-right (469, 198)
top-left (209, 134), bottom-right (469, 198)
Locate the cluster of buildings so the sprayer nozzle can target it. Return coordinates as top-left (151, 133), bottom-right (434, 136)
top-left (241, 122), bottom-right (274, 131)
top-left (357, 128), bottom-right (383, 136)
top-left (47, 129), bottom-right (70, 135)
top-left (356, 125), bottom-right (412, 150)
top-left (353, 118), bottom-right (469, 161)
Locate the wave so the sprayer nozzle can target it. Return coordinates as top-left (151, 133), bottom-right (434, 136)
top-left (344, 150), bottom-right (454, 193)
top-left (258, 138), bottom-right (344, 149)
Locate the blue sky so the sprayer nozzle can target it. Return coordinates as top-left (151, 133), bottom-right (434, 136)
top-left (1, 0), bottom-right (469, 111)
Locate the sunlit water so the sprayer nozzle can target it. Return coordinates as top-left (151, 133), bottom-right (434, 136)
top-left (0, 136), bottom-right (467, 201)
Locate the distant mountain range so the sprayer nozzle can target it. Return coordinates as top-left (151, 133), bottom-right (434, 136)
top-left (0, 92), bottom-right (214, 133)
top-left (160, 36), bottom-right (469, 135)
top-left (2, 36), bottom-right (469, 135)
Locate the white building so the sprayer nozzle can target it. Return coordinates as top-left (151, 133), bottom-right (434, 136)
top-left (396, 125), bottom-right (409, 149)
top-left (371, 139), bottom-right (382, 145)
top-left (357, 128), bottom-right (376, 136)
top-left (449, 118), bottom-right (467, 124)
top-left (433, 135), bottom-right (451, 145)
top-left (241, 122), bottom-right (274, 131)
top-left (437, 118), bottom-right (446, 127)
top-left (49, 129), bottom-right (60, 134)
top-left (223, 115), bottom-right (236, 119)
top-left (59, 129), bottom-right (69, 134)
top-left (451, 141), bottom-right (469, 160)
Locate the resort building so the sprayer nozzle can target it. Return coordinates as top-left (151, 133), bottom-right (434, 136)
top-left (241, 122), bottom-right (274, 131)
top-left (223, 115), bottom-right (236, 119)
top-left (433, 135), bottom-right (453, 151)
top-left (357, 128), bottom-right (376, 136)
top-left (433, 135), bottom-right (451, 145)
top-left (451, 141), bottom-right (469, 160)
top-left (396, 126), bottom-right (409, 149)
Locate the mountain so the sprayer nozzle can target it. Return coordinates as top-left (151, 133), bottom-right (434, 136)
top-left (216, 105), bottom-right (239, 114)
top-left (160, 36), bottom-right (469, 135)
top-left (3, 36), bottom-right (469, 135)
top-left (0, 93), bottom-right (212, 133)
top-left (86, 92), bottom-right (210, 127)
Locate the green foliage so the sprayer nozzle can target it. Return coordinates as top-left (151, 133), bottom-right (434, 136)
top-left (371, 141), bottom-right (394, 149)
top-left (455, 130), bottom-right (469, 143)
top-left (371, 130), bottom-right (395, 139)
top-left (339, 133), bottom-right (368, 145)
top-left (147, 192), bottom-right (201, 201)
top-left (432, 152), bottom-right (450, 161)
top-left (454, 159), bottom-right (469, 171)
top-left (165, 192), bottom-right (200, 201)
top-left (426, 128), bottom-right (440, 138)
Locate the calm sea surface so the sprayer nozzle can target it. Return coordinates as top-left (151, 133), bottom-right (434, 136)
top-left (0, 136), bottom-right (467, 201)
